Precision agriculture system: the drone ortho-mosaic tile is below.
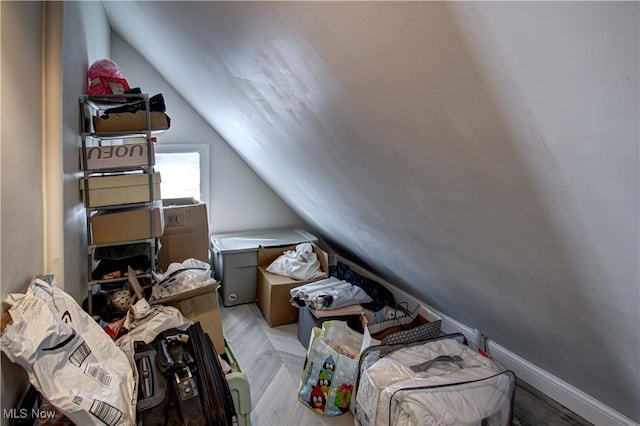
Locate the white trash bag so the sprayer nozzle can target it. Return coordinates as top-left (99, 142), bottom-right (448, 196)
top-left (1, 275), bottom-right (135, 425)
top-left (116, 298), bottom-right (192, 364)
top-left (267, 243), bottom-right (327, 281)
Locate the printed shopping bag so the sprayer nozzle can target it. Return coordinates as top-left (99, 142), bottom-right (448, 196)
top-left (298, 321), bottom-right (363, 416)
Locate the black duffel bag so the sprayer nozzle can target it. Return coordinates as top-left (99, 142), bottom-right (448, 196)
top-left (134, 322), bottom-right (236, 426)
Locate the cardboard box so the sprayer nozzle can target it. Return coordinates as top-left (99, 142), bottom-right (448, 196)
top-left (158, 198), bottom-right (209, 271)
top-left (90, 203), bottom-right (164, 245)
top-left (93, 110), bottom-right (170, 133)
top-left (80, 141), bottom-right (155, 171)
top-left (80, 173), bottom-right (161, 208)
top-left (151, 283), bottom-right (225, 355)
top-left (362, 305), bottom-right (442, 346)
top-left (256, 243), bottom-right (329, 327)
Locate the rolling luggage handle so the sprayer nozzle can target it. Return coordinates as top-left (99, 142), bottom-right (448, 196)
top-left (134, 348), bottom-right (167, 411)
top-left (410, 355), bottom-right (463, 373)
top-left (156, 334), bottom-right (206, 425)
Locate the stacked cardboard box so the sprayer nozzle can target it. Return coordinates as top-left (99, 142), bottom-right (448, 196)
top-left (80, 141), bottom-right (155, 171)
top-left (80, 173), bottom-right (161, 208)
top-left (256, 243), bottom-right (329, 327)
top-left (90, 202), bottom-right (164, 245)
top-left (158, 198), bottom-right (209, 271)
top-left (93, 110), bottom-right (170, 133)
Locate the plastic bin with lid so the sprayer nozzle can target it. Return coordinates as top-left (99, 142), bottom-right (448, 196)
top-left (210, 228), bottom-right (318, 306)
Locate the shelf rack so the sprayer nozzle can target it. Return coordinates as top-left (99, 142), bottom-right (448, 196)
top-left (79, 93), bottom-right (158, 314)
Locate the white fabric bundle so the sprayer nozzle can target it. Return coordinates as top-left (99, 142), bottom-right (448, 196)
top-left (290, 276), bottom-right (372, 310)
top-left (266, 243), bottom-right (326, 281)
top-left (290, 276), bottom-right (345, 300)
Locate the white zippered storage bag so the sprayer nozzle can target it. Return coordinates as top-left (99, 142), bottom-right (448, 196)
top-left (354, 334), bottom-right (516, 426)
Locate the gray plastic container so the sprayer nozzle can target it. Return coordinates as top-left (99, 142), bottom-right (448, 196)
top-left (211, 228), bottom-right (318, 306)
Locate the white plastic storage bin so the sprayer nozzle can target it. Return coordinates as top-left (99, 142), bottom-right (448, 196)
top-left (210, 228), bottom-right (318, 306)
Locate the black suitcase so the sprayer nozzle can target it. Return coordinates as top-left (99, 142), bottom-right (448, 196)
top-left (134, 322), bottom-right (236, 426)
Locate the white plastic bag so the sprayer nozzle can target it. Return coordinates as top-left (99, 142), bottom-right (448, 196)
top-left (116, 299), bottom-right (192, 362)
top-left (115, 299), bottom-right (192, 413)
top-left (266, 243), bottom-right (326, 281)
top-left (150, 258), bottom-right (214, 300)
top-left (1, 276), bottom-right (135, 425)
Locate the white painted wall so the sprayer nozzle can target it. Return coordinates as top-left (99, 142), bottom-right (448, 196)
top-left (61, 1), bottom-right (111, 302)
top-left (0, 1), bottom-right (636, 423)
top-left (1, 4), bottom-right (304, 416)
top-left (0, 1), bottom-right (45, 419)
top-left (110, 33), bottom-right (309, 234)
top-left (1, 1), bottom-right (111, 418)
top-left (445, 3), bottom-right (639, 419)
top-left (103, 2), bottom-right (639, 422)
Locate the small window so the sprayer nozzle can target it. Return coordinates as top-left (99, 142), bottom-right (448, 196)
top-left (155, 152), bottom-right (200, 199)
top-left (153, 144), bottom-right (209, 206)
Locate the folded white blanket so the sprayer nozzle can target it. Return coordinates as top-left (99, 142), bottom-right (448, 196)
top-left (290, 276), bottom-right (344, 299)
top-left (290, 277), bottom-right (372, 310)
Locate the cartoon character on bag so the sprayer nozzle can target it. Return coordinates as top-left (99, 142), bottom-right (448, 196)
top-left (316, 355), bottom-right (335, 394)
top-left (323, 356), bottom-right (335, 375)
top-left (316, 370), bottom-right (332, 394)
top-left (310, 385), bottom-right (326, 412)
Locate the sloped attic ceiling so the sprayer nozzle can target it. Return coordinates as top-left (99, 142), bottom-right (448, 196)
top-left (103, 1), bottom-right (639, 421)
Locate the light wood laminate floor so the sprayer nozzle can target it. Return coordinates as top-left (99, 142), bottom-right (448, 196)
top-left (220, 302), bottom-right (591, 426)
top-left (221, 302), bottom-right (354, 426)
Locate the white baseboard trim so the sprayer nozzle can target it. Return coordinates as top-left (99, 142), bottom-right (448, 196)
top-left (438, 312), bottom-right (637, 426)
top-left (335, 255), bottom-right (639, 426)
top-left (487, 342), bottom-right (638, 426)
